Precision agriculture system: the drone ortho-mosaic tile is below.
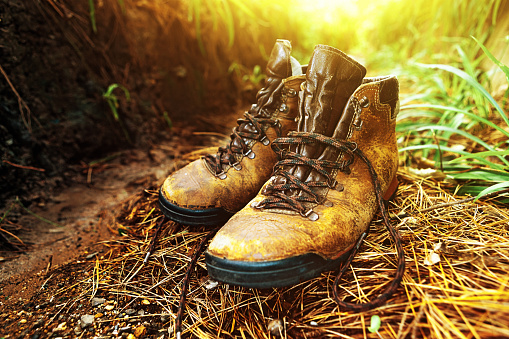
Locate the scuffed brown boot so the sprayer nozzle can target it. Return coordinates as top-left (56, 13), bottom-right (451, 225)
top-left (206, 45), bottom-right (404, 310)
top-left (159, 39), bottom-right (305, 226)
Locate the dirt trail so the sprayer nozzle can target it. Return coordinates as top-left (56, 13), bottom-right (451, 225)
top-left (0, 141), bottom-right (190, 282)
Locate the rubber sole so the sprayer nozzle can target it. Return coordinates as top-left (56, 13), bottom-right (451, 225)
top-left (205, 176), bottom-right (399, 288)
top-left (205, 249), bottom-right (352, 289)
top-left (158, 190), bottom-right (233, 226)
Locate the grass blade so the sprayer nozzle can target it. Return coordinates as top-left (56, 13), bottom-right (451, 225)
top-left (475, 181), bottom-right (509, 201)
top-left (401, 104), bottom-right (509, 138)
top-left (472, 35), bottom-right (509, 83)
top-left (418, 63), bottom-right (509, 126)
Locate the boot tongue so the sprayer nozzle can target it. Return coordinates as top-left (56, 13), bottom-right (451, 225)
top-left (265, 39), bottom-right (293, 79)
top-left (291, 45), bottom-right (366, 183)
top-left (231, 40), bottom-right (294, 148)
top-left (248, 39), bottom-right (294, 118)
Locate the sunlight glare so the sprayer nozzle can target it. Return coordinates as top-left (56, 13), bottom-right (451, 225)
top-left (293, 0), bottom-right (359, 24)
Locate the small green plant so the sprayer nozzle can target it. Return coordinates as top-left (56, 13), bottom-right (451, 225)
top-left (163, 111), bottom-right (173, 130)
top-left (103, 84), bottom-right (130, 121)
top-left (88, 0), bottom-right (126, 33)
top-left (88, 0), bottom-right (97, 33)
top-left (102, 84), bottom-right (132, 143)
top-left (242, 65), bottom-right (265, 86)
top-left (368, 315), bottom-right (381, 333)
top-left (229, 62), bottom-right (265, 86)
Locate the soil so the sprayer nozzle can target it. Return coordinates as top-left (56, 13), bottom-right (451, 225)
top-left (0, 135), bottom-right (216, 338)
top-left (0, 1), bottom-right (241, 337)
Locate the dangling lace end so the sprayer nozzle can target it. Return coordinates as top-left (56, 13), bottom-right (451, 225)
top-left (174, 228), bottom-right (219, 338)
top-left (176, 331), bottom-right (181, 339)
top-left (332, 146), bottom-right (405, 312)
top-left (144, 216), bottom-right (166, 264)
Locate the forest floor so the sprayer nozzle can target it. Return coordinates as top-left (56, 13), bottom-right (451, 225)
top-left (0, 132), bottom-right (220, 338)
top-left (2, 1), bottom-right (509, 338)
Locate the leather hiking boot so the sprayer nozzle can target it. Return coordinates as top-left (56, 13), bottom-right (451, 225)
top-left (159, 39), bottom-right (305, 226)
top-left (206, 45), bottom-right (404, 309)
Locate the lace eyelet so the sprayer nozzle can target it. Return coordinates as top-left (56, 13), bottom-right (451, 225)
top-left (348, 141), bottom-right (358, 152)
top-left (251, 201), bottom-right (263, 209)
top-left (353, 118), bottom-right (363, 130)
top-left (244, 149), bottom-right (256, 159)
top-left (216, 171), bottom-right (227, 180)
top-left (231, 162), bottom-right (242, 171)
top-left (286, 88), bottom-right (297, 97)
top-left (301, 209), bottom-right (319, 221)
top-left (359, 96), bottom-right (370, 108)
top-left (271, 119), bottom-right (281, 128)
top-left (279, 103), bottom-right (289, 113)
top-left (260, 136), bottom-right (270, 146)
top-left (327, 178), bottom-right (338, 189)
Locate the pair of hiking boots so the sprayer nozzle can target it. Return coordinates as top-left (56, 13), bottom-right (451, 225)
top-left (159, 40), bottom-right (404, 308)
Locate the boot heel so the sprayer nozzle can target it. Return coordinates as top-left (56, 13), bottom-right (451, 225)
top-left (383, 175), bottom-right (399, 203)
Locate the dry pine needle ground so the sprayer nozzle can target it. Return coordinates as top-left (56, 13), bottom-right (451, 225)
top-left (66, 167), bottom-right (509, 339)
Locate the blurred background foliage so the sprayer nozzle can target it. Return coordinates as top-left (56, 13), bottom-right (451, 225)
top-left (4, 0), bottom-right (509, 201)
top-left (107, 0), bottom-right (508, 198)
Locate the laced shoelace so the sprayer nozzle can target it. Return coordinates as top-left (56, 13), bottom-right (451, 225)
top-left (174, 228), bottom-right (219, 339)
top-left (147, 132), bottom-right (404, 337)
top-left (203, 113), bottom-right (282, 176)
top-left (255, 131), bottom-right (357, 216)
top-left (203, 81), bottom-right (285, 177)
top-left (256, 131), bottom-right (405, 312)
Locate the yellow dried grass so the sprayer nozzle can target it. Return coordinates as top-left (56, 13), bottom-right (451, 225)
top-left (74, 168), bottom-right (509, 338)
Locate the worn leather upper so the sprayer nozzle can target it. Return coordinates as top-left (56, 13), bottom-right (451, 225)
top-left (207, 45), bottom-right (399, 262)
top-left (160, 40), bottom-right (304, 213)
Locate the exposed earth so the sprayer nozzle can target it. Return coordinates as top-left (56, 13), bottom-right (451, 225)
top-left (0, 0), bottom-right (239, 337)
top-left (0, 135), bottom-right (220, 338)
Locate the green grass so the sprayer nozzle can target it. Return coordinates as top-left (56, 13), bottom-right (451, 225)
top-left (396, 36), bottom-right (509, 200)
top-left (88, 0), bottom-right (508, 200)
top-left (102, 83), bottom-right (132, 144)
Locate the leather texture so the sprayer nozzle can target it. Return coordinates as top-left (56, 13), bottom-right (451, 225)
top-left (160, 40), bottom-right (304, 215)
top-left (207, 45), bottom-right (399, 264)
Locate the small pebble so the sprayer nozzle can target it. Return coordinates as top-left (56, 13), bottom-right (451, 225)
top-left (91, 297), bottom-right (106, 307)
top-left (80, 314), bottom-right (95, 329)
top-left (267, 319), bottom-right (283, 337)
top-left (118, 325), bottom-right (132, 334)
top-left (141, 299), bottom-right (150, 305)
top-left (126, 309), bottom-right (136, 316)
top-left (134, 325), bottom-right (147, 338)
top-left (86, 252), bottom-right (98, 259)
top-left (53, 322), bottom-right (67, 332)
top-left (105, 304), bottom-right (115, 311)
top-left (204, 279), bottom-right (218, 290)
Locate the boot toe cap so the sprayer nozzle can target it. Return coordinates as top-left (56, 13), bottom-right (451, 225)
top-left (160, 160), bottom-right (219, 209)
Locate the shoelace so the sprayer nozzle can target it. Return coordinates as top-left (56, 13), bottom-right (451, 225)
top-left (256, 131), bottom-right (405, 312)
top-left (149, 132), bottom-right (404, 337)
top-left (174, 228), bottom-right (218, 339)
top-left (203, 111), bottom-right (282, 177)
top-left (255, 131), bottom-right (356, 216)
